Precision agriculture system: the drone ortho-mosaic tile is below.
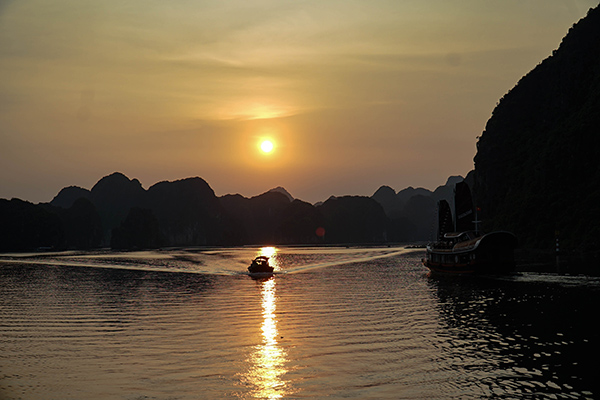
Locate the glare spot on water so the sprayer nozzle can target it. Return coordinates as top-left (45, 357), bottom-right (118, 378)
top-left (260, 247), bottom-right (277, 258)
top-left (259, 246), bottom-right (279, 271)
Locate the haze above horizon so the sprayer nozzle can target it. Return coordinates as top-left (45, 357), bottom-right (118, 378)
top-left (1, 0), bottom-right (597, 204)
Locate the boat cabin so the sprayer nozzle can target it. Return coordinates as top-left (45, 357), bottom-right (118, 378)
top-left (432, 231), bottom-right (479, 249)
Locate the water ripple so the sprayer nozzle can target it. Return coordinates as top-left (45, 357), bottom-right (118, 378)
top-left (0, 248), bottom-right (598, 399)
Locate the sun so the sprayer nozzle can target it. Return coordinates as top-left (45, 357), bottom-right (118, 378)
top-left (260, 140), bottom-right (274, 154)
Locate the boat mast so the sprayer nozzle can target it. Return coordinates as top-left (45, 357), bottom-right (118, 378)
top-left (473, 207), bottom-right (481, 236)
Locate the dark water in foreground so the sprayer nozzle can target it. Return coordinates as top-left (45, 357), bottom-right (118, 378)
top-left (0, 247), bottom-right (598, 399)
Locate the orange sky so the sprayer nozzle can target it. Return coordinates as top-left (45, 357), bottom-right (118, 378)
top-left (1, 1), bottom-right (597, 203)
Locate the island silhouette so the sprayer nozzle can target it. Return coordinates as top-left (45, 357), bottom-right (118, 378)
top-left (1, 5), bottom-right (599, 273)
top-left (0, 171), bottom-right (468, 251)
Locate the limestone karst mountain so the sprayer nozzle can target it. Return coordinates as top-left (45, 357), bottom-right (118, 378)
top-left (473, 5), bottom-right (600, 251)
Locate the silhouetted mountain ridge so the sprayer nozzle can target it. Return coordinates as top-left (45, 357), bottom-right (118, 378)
top-left (51, 186), bottom-right (90, 208)
top-left (473, 5), bottom-right (600, 253)
top-left (1, 170), bottom-right (471, 250)
top-left (370, 174), bottom-right (473, 242)
top-left (268, 187), bottom-right (294, 202)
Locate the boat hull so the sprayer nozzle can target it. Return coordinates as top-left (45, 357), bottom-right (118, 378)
top-left (247, 266), bottom-right (274, 274)
top-left (424, 231), bottom-right (517, 275)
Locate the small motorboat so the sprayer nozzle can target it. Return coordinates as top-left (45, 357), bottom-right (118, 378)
top-left (248, 256), bottom-right (274, 274)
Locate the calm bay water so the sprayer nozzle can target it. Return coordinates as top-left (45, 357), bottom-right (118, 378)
top-left (0, 247), bottom-right (598, 399)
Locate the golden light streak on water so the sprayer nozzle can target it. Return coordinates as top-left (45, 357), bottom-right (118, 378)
top-left (246, 277), bottom-right (289, 399)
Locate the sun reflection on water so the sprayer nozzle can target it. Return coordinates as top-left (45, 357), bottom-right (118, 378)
top-left (244, 247), bottom-right (289, 398)
top-left (258, 246), bottom-right (279, 271)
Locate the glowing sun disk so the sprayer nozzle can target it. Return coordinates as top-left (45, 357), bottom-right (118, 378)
top-left (261, 140), bottom-right (274, 153)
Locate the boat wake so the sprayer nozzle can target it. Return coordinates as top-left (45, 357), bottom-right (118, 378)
top-left (0, 246), bottom-right (418, 276)
top-left (282, 247), bottom-right (414, 273)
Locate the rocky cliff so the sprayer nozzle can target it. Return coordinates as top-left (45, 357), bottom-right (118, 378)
top-left (473, 5), bottom-right (600, 250)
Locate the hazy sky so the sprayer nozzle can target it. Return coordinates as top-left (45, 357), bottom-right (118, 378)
top-left (1, 0), bottom-right (598, 204)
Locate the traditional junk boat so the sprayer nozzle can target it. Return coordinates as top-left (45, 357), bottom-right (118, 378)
top-left (248, 256), bottom-right (274, 274)
top-left (423, 182), bottom-right (517, 275)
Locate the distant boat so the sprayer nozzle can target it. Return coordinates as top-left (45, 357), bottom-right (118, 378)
top-left (423, 182), bottom-right (517, 275)
top-left (248, 256), bottom-right (274, 274)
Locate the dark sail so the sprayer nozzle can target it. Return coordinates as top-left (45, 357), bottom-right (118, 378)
top-left (454, 181), bottom-right (475, 232)
top-left (438, 200), bottom-right (453, 240)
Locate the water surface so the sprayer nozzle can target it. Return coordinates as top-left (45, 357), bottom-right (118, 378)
top-left (1, 247), bottom-right (597, 399)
